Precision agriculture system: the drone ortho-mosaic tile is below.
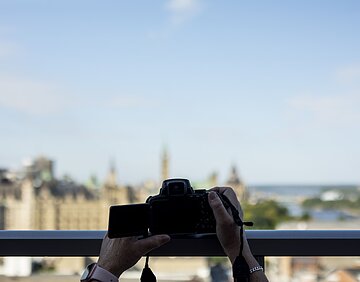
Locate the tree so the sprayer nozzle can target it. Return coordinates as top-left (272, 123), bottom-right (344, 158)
top-left (243, 200), bottom-right (291, 229)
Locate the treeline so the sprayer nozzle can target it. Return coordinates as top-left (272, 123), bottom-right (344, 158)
top-left (243, 200), bottom-right (293, 229)
top-left (302, 197), bottom-right (360, 210)
top-left (302, 187), bottom-right (360, 210)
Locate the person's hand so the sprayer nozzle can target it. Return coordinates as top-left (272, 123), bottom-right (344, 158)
top-left (208, 187), bottom-right (242, 264)
top-left (208, 187), bottom-right (269, 282)
top-left (97, 233), bottom-right (170, 278)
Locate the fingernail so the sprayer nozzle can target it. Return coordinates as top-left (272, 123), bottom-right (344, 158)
top-left (159, 235), bottom-right (170, 243)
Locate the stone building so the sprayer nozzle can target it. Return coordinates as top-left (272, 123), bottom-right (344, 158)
top-left (0, 157), bottom-right (132, 276)
top-left (226, 165), bottom-right (248, 202)
top-left (0, 157), bottom-right (131, 231)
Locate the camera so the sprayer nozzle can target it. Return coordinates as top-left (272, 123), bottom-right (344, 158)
top-left (108, 178), bottom-right (220, 238)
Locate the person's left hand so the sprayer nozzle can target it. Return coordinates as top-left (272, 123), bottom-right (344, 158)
top-left (97, 233), bottom-right (170, 278)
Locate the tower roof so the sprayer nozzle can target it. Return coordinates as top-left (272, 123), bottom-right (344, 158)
top-left (105, 159), bottom-right (117, 186)
top-left (227, 165), bottom-right (242, 185)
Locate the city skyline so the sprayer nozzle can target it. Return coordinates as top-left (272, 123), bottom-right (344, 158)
top-left (1, 1), bottom-right (360, 184)
top-left (2, 153), bottom-right (359, 187)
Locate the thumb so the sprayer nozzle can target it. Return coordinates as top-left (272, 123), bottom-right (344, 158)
top-left (136, 235), bottom-right (170, 254)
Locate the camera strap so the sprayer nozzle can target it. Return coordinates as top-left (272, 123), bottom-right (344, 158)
top-left (220, 194), bottom-right (253, 253)
top-left (141, 255), bottom-right (156, 282)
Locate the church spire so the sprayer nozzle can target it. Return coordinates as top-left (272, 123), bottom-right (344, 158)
top-left (209, 172), bottom-right (218, 187)
top-left (161, 147), bottom-right (169, 181)
top-left (105, 159), bottom-right (117, 187)
top-left (228, 165), bottom-right (241, 185)
top-left (226, 164), bottom-right (247, 201)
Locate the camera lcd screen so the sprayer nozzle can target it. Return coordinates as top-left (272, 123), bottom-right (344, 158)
top-left (150, 198), bottom-right (201, 234)
top-left (108, 204), bottom-right (150, 238)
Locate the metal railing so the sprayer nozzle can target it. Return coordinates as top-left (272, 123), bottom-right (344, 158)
top-left (0, 230), bottom-right (359, 257)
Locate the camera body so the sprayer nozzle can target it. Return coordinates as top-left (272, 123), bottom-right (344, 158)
top-left (146, 178), bottom-right (216, 235)
top-left (108, 178), bottom-right (217, 238)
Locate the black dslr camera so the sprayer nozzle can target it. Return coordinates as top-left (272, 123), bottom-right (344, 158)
top-left (108, 178), bottom-right (220, 238)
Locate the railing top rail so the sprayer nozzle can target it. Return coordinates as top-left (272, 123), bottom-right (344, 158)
top-left (0, 230), bottom-right (359, 257)
top-left (1, 229), bottom-right (359, 238)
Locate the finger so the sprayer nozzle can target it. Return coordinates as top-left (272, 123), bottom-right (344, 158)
top-left (210, 187), bottom-right (238, 202)
top-left (208, 191), bottom-right (233, 225)
top-left (209, 186), bottom-right (233, 194)
top-left (210, 187), bottom-right (241, 211)
top-left (135, 235), bottom-right (170, 254)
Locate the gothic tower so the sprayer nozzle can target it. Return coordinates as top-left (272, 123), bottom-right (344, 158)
top-left (226, 165), bottom-right (247, 201)
top-left (161, 147), bottom-right (169, 181)
top-left (103, 159), bottom-right (121, 204)
top-left (105, 159), bottom-right (117, 187)
top-left (209, 172), bottom-right (218, 187)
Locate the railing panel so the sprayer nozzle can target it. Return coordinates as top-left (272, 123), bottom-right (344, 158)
top-left (0, 230), bottom-right (359, 257)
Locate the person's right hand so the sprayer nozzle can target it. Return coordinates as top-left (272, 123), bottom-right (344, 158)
top-left (207, 187), bottom-right (243, 263)
top-left (208, 187), bottom-right (270, 282)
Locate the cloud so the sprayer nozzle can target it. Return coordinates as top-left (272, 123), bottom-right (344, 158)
top-left (287, 64), bottom-right (360, 128)
top-left (107, 95), bottom-right (160, 109)
top-left (0, 76), bottom-right (68, 115)
top-left (287, 94), bottom-right (360, 127)
top-left (146, 0), bottom-right (203, 39)
top-left (109, 95), bottom-right (148, 108)
top-left (165, 0), bottom-right (202, 25)
top-left (336, 64), bottom-right (360, 84)
top-left (0, 25), bottom-right (20, 58)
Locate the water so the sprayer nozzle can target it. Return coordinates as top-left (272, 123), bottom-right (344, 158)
top-left (247, 184), bottom-right (355, 198)
top-left (247, 184), bottom-right (359, 220)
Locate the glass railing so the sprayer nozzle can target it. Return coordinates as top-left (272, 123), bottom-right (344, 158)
top-left (0, 230), bottom-right (359, 281)
top-left (1, 230), bottom-right (359, 257)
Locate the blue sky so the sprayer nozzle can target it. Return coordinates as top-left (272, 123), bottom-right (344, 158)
top-left (0, 0), bottom-right (360, 185)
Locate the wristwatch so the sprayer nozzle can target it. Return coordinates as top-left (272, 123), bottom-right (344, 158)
top-left (80, 263), bottom-right (118, 282)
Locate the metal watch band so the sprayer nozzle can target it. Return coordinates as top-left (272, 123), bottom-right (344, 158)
top-left (249, 265), bottom-right (264, 274)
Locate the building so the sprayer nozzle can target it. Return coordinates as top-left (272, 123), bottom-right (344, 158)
top-left (226, 165), bottom-right (247, 201)
top-left (327, 267), bottom-right (360, 282)
top-left (0, 158), bottom-right (131, 231)
top-left (161, 147), bottom-right (169, 182)
top-left (268, 220), bottom-right (360, 282)
top-left (0, 157), bottom-right (132, 275)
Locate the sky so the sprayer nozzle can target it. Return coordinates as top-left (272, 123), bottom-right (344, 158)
top-left (0, 0), bottom-right (360, 185)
